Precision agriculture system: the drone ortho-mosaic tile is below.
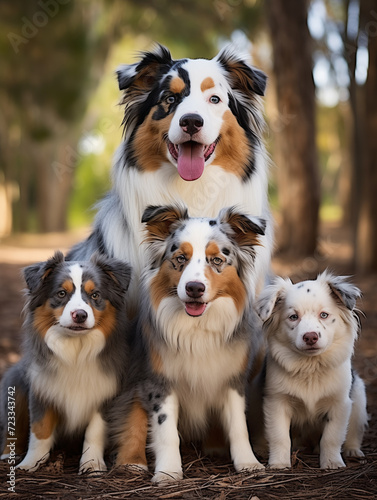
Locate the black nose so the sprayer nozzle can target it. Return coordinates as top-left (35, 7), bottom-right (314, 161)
top-left (179, 113), bottom-right (204, 136)
top-left (185, 281), bottom-right (205, 298)
top-left (71, 309), bottom-right (88, 324)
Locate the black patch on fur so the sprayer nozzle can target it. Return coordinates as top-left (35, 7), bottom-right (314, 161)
top-left (209, 220), bottom-right (217, 226)
top-left (158, 414), bottom-right (167, 425)
top-left (171, 244), bottom-right (178, 252)
top-left (222, 247), bottom-right (230, 256)
top-left (307, 289), bottom-right (311, 293)
top-left (152, 67), bottom-right (191, 121)
top-left (153, 404), bottom-right (161, 413)
top-left (297, 284), bottom-right (304, 289)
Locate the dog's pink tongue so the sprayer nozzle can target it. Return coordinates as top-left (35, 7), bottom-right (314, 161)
top-left (185, 302), bottom-right (206, 317)
top-left (177, 142), bottom-right (205, 181)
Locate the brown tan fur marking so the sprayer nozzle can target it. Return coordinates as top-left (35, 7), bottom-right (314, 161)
top-left (205, 241), bottom-right (221, 257)
top-left (215, 110), bottom-right (251, 177)
top-left (62, 280), bottom-right (74, 293)
top-left (116, 399), bottom-right (148, 467)
top-left (33, 303), bottom-right (62, 337)
top-left (150, 242), bottom-right (193, 310)
top-left (133, 109), bottom-right (174, 171)
top-left (205, 265), bottom-right (247, 313)
top-left (31, 408), bottom-right (58, 440)
top-left (201, 77), bottom-right (215, 93)
top-left (170, 76), bottom-right (186, 94)
top-left (84, 280), bottom-right (96, 295)
top-left (93, 300), bottom-right (117, 338)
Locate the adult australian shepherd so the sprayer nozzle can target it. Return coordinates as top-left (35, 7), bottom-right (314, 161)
top-left (67, 44), bottom-right (272, 309)
top-left (0, 252), bottom-right (131, 474)
top-left (248, 272), bottom-right (368, 469)
top-left (110, 205), bottom-right (266, 482)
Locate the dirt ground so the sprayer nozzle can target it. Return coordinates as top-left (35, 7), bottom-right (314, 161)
top-left (0, 223), bottom-right (376, 499)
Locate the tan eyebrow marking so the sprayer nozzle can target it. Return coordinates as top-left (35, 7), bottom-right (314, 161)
top-left (201, 77), bottom-right (215, 92)
top-left (170, 77), bottom-right (186, 94)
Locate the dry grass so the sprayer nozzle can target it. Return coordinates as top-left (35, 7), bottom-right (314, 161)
top-left (1, 450), bottom-right (376, 499)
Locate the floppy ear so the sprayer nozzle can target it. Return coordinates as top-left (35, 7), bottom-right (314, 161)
top-left (219, 206), bottom-right (265, 248)
top-left (320, 272), bottom-right (361, 311)
top-left (256, 277), bottom-right (290, 322)
top-left (142, 204), bottom-right (189, 242)
top-left (23, 251), bottom-right (65, 293)
top-left (90, 253), bottom-right (132, 297)
top-left (216, 46), bottom-right (267, 97)
top-left (116, 44), bottom-right (173, 92)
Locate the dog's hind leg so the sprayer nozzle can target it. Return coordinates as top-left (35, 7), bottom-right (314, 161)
top-left (343, 374), bottom-right (368, 458)
top-left (115, 399), bottom-right (148, 471)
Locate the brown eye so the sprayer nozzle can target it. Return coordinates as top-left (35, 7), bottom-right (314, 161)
top-left (91, 292), bottom-right (100, 300)
top-left (57, 290), bottom-right (66, 298)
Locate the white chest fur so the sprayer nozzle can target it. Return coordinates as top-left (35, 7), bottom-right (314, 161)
top-left (29, 327), bottom-right (117, 433)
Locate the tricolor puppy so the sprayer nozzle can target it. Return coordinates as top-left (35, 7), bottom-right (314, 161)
top-left (255, 272), bottom-right (368, 469)
top-left (0, 252), bottom-right (131, 474)
top-left (112, 205), bottom-right (266, 483)
top-left (68, 44), bottom-right (272, 312)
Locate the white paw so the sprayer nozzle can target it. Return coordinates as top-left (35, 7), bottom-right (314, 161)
top-left (320, 456), bottom-right (346, 469)
top-left (268, 462), bottom-right (291, 470)
top-left (344, 448), bottom-right (365, 458)
top-left (16, 454), bottom-right (49, 472)
top-left (152, 469), bottom-right (183, 484)
top-left (79, 456), bottom-right (107, 475)
top-left (235, 461), bottom-right (265, 472)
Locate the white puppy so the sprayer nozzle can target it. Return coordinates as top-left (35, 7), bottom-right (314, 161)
top-left (254, 271), bottom-right (368, 469)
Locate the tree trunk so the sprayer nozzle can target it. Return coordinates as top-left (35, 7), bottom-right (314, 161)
top-left (354, 0), bottom-right (377, 272)
top-left (266, 0), bottom-right (320, 257)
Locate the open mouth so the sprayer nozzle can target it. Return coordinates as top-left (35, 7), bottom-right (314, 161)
top-left (184, 301), bottom-right (207, 317)
top-left (167, 140), bottom-right (218, 181)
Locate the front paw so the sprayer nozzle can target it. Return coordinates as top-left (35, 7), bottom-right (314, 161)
top-left (79, 456), bottom-right (107, 475)
top-left (344, 448), bottom-right (365, 458)
top-left (235, 461), bottom-right (265, 472)
top-left (320, 455), bottom-right (346, 469)
top-left (268, 461), bottom-right (291, 469)
top-left (152, 469), bottom-right (183, 484)
top-left (16, 454), bottom-right (49, 472)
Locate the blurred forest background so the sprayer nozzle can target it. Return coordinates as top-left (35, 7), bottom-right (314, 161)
top-left (1, 0), bottom-right (377, 273)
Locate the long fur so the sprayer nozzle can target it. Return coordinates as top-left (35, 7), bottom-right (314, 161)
top-left (67, 45), bottom-right (273, 312)
top-left (110, 206), bottom-right (266, 482)
top-left (0, 252), bottom-right (131, 474)
top-left (248, 271), bottom-right (368, 469)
